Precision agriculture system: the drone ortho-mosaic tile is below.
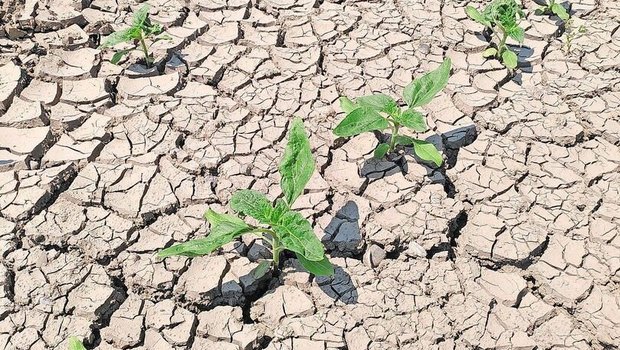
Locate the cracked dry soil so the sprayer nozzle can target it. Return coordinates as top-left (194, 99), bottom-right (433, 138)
top-left (0, 0), bottom-right (619, 349)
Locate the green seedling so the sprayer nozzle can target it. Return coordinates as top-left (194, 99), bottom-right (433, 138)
top-left (98, 5), bottom-right (169, 68)
top-left (466, 0), bottom-right (525, 69)
top-left (563, 18), bottom-right (586, 54)
top-left (535, 0), bottom-right (570, 21)
top-left (333, 59), bottom-right (451, 167)
top-left (68, 337), bottom-right (86, 350)
top-left (158, 118), bottom-right (334, 277)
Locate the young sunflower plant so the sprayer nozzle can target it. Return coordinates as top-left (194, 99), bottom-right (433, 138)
top-left (333, 58), bottom-right (451, 167)
top-left (158, 118), bottom-right (334, 277)
top-left (99, 4), bottom-right (170, 68)
top-left (466, 0), bottom-right (526, 69)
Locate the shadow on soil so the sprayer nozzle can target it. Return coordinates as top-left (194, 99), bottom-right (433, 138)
top-left (359, 125), bottom-right (478, 181)
top-left (316, 264), bottom-right (359, 305)
top-left (318, 200), bottom-right (360, 304)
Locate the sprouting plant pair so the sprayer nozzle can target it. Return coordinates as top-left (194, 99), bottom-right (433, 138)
top-left (157, 59), bottom-right (455, 275)
top-left (99, 5), bottom-right (170, 68)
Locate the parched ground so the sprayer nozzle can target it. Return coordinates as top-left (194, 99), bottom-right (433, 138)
top-left (0, 0), bottom-right (619, 349)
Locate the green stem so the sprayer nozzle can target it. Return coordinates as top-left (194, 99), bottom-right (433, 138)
top-left (272, 236), bottom-right (281, 268)
top-left (498, 27), bottom-right (508, 56)
top-left (251, 227), bottom-right (275, 235)
top-left (139, 32), bottom-right (151, 68)
top-left (389, 123), bottom-right (400, 153)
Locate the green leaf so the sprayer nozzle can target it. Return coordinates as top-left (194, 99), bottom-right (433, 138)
top-left (551, 3), bottom-right (569, 20)
top-left (502, 49), bottom-right (518, 69)
top-left (412, 139), bottom-right (443, 167)
top-left (144, 23), bottom-right (163, 36)
top-left (395, 109), bottom-right (427, 132)
top-left (374, 143), bottom-right (390, 159)
top-left (465, 6), bottom-right (491, 27)
top-left (110, 49), bottom-right (131, 64)
top-left (333, 107), bottom-right (390, 137)
top-left (68, 337), bottom-right (87, 350)
top-left (356, 94), bottom-right (398, 114)
top-left (534, 7), bottom-right (547, 15)
top-left (296, 253), bottom-right (334, 276)
top-left (482, 47), bottom-right (498, 58)
top-left (506, 25), bottom-right (524, 43)
top-left (269, 199), bottom-right (289, 224)
top-left (273, 211), bottom-right (324, 262)
top-left (158, 220), bottom-right (251, 258)
top-left (204, 209), bottom-right (248, 228)
top-left (339, 96), bottom-right (357, 114)
top-left (279, 118), bottom-right (315, 206)
top-left (394, 134), bottom-right (415, 147)
top-left (230, 189), bottom-right (274, 224)
top-left (132, 4), bottom-right (151, 28)
top-left (251, 260), bottom-right (271, 278)
top-left (151, 34), bottom-right (173, 44)
top-left (403, 58), bottom-right (451, 108)
top-left (99, 28), bottom-right (140, 48)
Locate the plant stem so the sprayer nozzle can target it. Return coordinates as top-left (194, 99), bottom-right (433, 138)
top-left (139, 31), bottom-right (151, 68)
top-left (271, 236), bottom-right (281, 268)
top-left (498, 27), bottom-right (508, 56)
top-left (389, 123), bottom-right (400, 153)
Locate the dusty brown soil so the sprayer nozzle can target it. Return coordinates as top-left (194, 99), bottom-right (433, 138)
top-left (0, 0), bottom-right (618, 349)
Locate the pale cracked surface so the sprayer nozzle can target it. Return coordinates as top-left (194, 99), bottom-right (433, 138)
top-left (0, 0), bottom-right (618, 349)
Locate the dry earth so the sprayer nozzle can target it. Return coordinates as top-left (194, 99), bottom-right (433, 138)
top-left (0, 0), bottom-right (619, 349)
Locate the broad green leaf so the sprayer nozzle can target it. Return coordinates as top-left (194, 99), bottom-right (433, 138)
top-left (465, 6), bottom-right (491, 27)
top-left (279, 118), bottom-right (315, 206)
top-left (502, 50), bottom-right (518, 69)
top-left (403, 58), bottom-right (452, 108)
top-left (144, 23), bottom-right (163, 36)
top-left (395, 109), bottom-right (427, 132)
top-left (339, 96), bottom-right (357, 114)
top-left (99, 28), bottom-right (140, 48)
top-left (296, 253), bottom-right (335, 276)
top-left (251, 260), bottom-right (271, 278)
top-left (534, 7), bottom-right (547, 15)
top-left (333, 107), bottom-right (390, 137)
top-left (269, 199), bottom-right (289, 224)
top-left (412, 139), bottom-right (443, 167)
top-left (204, 209), bottom-right (247, 228)
top-left (356, 94), bottom-right (398, 114)
top-left (150, 34), bottom-right (173, 45)
top-left (394, 134), bottom-right (415, 147)
top-left (230, 189), bottom-right (274, 224)
top-left (506, 25), bottom-right (524, 43)
top-left (374, 143), bottom-right (390, 159)
top-left (132, 4), bottom-right (151, 27)
top-left (68, 337), bottom-right (87, 350)
top-left (551, 3), bottom-right (569, 21)
top-left (273, 211), bottom-right (324, 262)
top-left (482, 47), bottom-right (498, 58)
top-left (111, 49), bottom-right (131, 64)
top-left (158, 220), bottom-right (251, 258)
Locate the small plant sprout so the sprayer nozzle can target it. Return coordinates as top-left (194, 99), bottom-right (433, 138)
top-left (466, 0), bottom-right (525, 69)
top-left (535, 0), bottom-right (570, 21)
top-left (98, 4), bottom-right (169, 68)
top-left (333, 58), bottom-right (451, 167)
top-left (68, 337), bottom-right (86, 350)
top-left (563, 18), bottom-right (586, 54)
top-left (158, 118), bottom-right (334, 277)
